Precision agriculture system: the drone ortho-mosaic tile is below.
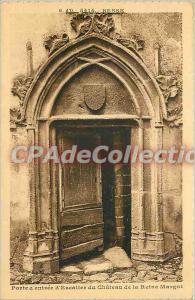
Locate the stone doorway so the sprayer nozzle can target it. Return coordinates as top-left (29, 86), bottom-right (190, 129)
top-left (21, 30), bottom-right (172, 274)
top-left (55, 123), bottom-right (131, 264)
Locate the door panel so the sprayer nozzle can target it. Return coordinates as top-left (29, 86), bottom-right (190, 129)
top-left (60, 239), bottom-right (103, 260)
top-left (60, 208), bottom-right (103, 227)
top-left (58, 128), bottom-right (103, 260)
top-left (61, 223), bottom-right (103, 248)
top-left (63, 163), bottom-right (98, 208)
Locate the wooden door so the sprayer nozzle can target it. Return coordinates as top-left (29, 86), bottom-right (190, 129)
top-left (57, 128), bottom-right (103, 260)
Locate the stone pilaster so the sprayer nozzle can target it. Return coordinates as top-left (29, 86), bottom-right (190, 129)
top-left (23, 124), bottom-right (59, 274)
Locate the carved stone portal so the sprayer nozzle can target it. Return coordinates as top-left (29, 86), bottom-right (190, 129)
top-left (10, 14), bottom-right (181, 273)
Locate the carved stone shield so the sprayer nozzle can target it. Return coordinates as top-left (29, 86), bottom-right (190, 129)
top-left (83, 85), bottom-right (106, 111)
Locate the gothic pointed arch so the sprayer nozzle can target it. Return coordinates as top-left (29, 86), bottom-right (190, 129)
top-left (22, 33), bottom-right (166, 125)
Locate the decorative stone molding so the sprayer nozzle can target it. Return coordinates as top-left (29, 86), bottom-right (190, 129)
top-left (44, 33), bottom-right (69, 55)
top-left (156, 75), bottom-right (178, 103)
top-left (166, 103), bottom-right (182, 127)
top-left (71, 13), bottom-right (115, 38)
top-left (156, 74), bottom-right (182, 127)
top-left (10, 75), bottom-right (33, 126)
top-left (71, 13), bottom-right (144, 53)
top-left (11, 75), bottom-right (33, 103)
top-left (115, 34), bottom-right (144, 52)
top-left (10, 106), bottom-right (23, 127)
top-left (43, 14), bottom-right (144, 56)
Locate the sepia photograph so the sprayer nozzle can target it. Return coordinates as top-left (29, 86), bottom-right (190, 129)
top-left (0, 1), bottom-right (194, 299)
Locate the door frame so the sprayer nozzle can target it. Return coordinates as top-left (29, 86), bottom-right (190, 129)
top-left (50, 118), bottom-right (135, 262)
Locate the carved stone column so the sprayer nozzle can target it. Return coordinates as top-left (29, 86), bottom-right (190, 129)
top-left (23, 126), bottom-right (38, 272)
top-left (131, 123), bottom-right (145, 259)
top-left (26, 41), bottom-right (34, 77)
top-left (154, 122), bottom-right (167, 257)
top-left (23, 122), bottom-right (59, 273)
top-left (131, 120), bottom-right (169, 262)
top-left (137, 123), bottom-right (146, 250)
top-left (50, 125), bottom-right (60, 258)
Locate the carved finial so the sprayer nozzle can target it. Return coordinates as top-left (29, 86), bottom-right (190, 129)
top-left (156, 74), bottom-right (181, 127)
top-left (154, 42), bottom-right (160, 50)
top-left (154, 42), bottom-right (160, 76)
top-left (116, 34), bottom-right (144, 52)
top-left (156, 74), bottom-right (178, 103)
top-left (26, 41), bottom-right (33, 77)
top-left (26, 41), bottom-right (32, 51)
top-left (43, 33), bottom-right (69, 55)
top-left (10, 75), bottom-right (33, 126)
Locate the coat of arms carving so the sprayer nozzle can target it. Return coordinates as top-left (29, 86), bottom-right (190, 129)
top-left (83, 84), bottom-right (106, 111)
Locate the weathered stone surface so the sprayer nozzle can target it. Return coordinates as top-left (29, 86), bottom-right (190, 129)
top-left (60, 265), bottom-right (83, 274)
top-left (31, 275), bottom-right (42, 284)
top-left (70, 274), bottom-right (82, 282)
top-left (124, 268), bottom-right (137, 277)
top-left (178, 263), bottom-right (183, 270)
top-left (112, 279), bottom-right (125, 283)
top-left (136, 264), bottom-right (155, 271)
top-left (163, 263), bottom-right (173, 269)
top-left (81, 256), bottom-right (113, 275)
top-left (164, 265), bottom-right (174, 270)
top-left (173, 257), bottom-right (181, 262)
top-left (109, 275), bottom-right (118, 282)
top-left (80, 255), bottom-right (108, 266)
top-left (41, 277), bottom-right (56, 284)
top-left (144, 271), bottom-right (159, 281)
top-left (114, 271), bottom-right (133, 280)
top-left (157, 274), bottom-right (165, 281)
top-left (158, 268), bottom-right (174, 275)
top-left (21, 274), bottom-right (32, 284)
top-left (53, 275), bottom-right (64, 283)
top-left (83, 262), bottom-right (113, 275)
top-left (132, 276), bottom-right (143, 282)
top-left (10, 273), bottom-right (17, 281)
top-left (18, 276), bottom-right (31, 284)
top-left (137, 270), bottom-right (147, 279)
top-left (176, 269), bottom-right (182, 276)
top-left (10, 256), bottom-right (183, 284)
top-left (166, 274), bottom-right (178, 281)
top-left (103, 247), bottom-right (133, 269)
top-left (88, 273), bottom-right (109, 282)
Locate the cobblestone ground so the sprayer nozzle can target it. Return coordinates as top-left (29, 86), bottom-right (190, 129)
top-left (10, 257), bottom-right (182, 285)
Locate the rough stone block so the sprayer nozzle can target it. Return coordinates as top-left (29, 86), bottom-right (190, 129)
top-left (103, 246), bottom-right (133, 269)
top-left (60, 265), bottom-right (83, 274)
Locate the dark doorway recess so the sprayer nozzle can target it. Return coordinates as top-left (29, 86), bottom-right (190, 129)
top-left (56, 125), bottom-right (131, 261)
top-left (101, 128), bottom-right (131, 256)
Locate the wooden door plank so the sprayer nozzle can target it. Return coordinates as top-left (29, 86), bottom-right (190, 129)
top-left (60, 239), bottom-right (103, 260)
top-left (61, 223), bottom-right (103, 248)
top-left (61, 208), bottom-right (103, 227)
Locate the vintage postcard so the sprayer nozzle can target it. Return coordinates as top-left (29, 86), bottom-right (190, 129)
top-left (0, 1), bottom-right (194, 299)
